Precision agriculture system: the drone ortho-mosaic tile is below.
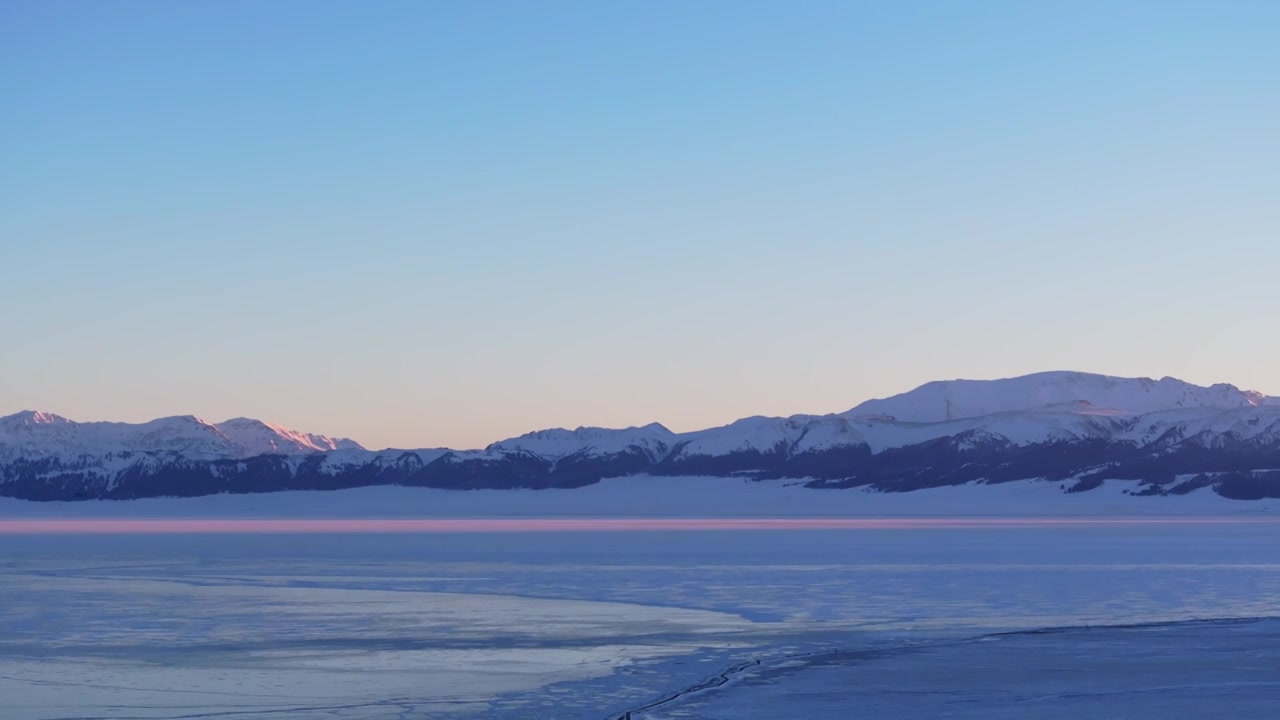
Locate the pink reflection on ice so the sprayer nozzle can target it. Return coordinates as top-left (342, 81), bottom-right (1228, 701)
top-left (0, 517), bottom-right (1277, 534)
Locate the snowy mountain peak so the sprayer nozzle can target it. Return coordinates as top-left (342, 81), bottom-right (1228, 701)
top-left (487, 423), bottom-right (676, 460)
top-left (673, 415), bottom-right (817, 459)
top-left (0, 411), bottom-right (362, 461)
top-left (214, 417), bottom-right (363, 455)
top-left (1, 410), bottom-right (73, 427)
top-left (844, 371), bottom-right (1272, 423)
top-left (144, 415), bottom-right (218, 429)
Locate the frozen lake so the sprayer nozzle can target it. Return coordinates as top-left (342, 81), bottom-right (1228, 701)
top-left (2, 519), bottom-right (1279, 718)
top-left (632, 618), bottom-right (1280, 720)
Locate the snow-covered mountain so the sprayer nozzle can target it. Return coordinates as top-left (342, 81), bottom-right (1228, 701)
top-left (3, 372), bottom-right (1279, 502)
top-left (0, 411), bottom-right (361, 463)
top-left (214, 417), bottom-right (363, 455)
top-left (845, 371), bottom-right (1271, 423)
top-left (488, 423), bottom-right (676, 463)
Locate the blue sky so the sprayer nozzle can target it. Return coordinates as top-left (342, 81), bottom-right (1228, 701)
top-left (3, 0), bottom-right (1277, 449)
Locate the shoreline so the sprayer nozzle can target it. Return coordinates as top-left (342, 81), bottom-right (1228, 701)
top-left (2, 476), bottom-right (1277, 520)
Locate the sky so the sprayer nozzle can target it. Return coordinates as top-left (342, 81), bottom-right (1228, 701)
top-left (2, 0), bottom-right (1278, 450)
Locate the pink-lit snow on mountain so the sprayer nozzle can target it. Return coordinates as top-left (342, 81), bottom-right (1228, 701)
top-left (215, 417), bottom-right (363, 455)
top-left (0, 411), bottom-right (361, 461)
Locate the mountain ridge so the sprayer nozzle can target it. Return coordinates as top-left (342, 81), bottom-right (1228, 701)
top-left (4, 372), bottom-right (1279, 502)
top-left (0, 411), bottom-right (363, 461)
top-left (844, 371), bottom-right (1272, 423)
top-left (7, 371), bottom-right (1275, 457)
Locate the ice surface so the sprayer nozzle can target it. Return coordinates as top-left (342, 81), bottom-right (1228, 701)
top-left (2, 522), bottom-right (1279, 719)
top-left (631, 619), bottom-right (1280, 720)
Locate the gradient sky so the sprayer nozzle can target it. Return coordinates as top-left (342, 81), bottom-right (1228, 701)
top-left (3, 0), bottom-right (1277, 450)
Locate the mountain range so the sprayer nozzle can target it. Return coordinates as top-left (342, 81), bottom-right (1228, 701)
top-left (4, 371), bottom-right (1280, 502)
